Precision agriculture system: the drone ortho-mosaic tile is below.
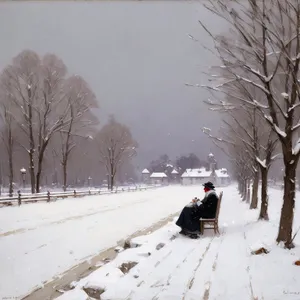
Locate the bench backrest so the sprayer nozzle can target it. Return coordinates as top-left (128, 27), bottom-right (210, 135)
top-left (215, 191), bottom-right (223, 220)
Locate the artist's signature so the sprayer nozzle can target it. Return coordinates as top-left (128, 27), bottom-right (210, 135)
top-left (283, 290), bottom-right (300, 295)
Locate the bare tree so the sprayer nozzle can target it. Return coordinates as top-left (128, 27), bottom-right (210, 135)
top-left (0, 84), bottom-right (16, 197)
top-left (201, 0), bottom-right (300, 248)
top-left (204, 101), bottom-right (278, 220)
top-left (33, 54), bottom-right (69, 193)
top-left (2, 51), bottom-right (41, 193)
top-left (0, 50), bottom-right (99, 193)
top-left (96, 116), bottom-right (138, 190)
top-left (203, 127), bottom-right (252, 201)
top-left (59, 75), bottom-right (98, 191)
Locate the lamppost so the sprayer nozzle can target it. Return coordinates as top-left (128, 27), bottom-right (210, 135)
top-left (88, 176), bottom-right (92, 188)
top-left (20, 168), bottom-right (26, 189)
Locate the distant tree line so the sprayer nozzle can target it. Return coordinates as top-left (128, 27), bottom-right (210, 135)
top-left (0, 50), bottom-right (137, 194)
top-left (148, 153), bottom-right (209, 177)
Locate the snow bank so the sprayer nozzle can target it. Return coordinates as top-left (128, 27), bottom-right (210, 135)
top-left (56, 289), bottom-right (89, 300)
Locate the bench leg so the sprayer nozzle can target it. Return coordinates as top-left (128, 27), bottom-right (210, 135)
top-left (200, 221), bottom-right (204, 235)
top-left (214, 223), bottom-right (220, 235)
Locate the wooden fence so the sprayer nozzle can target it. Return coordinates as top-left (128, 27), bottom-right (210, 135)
top-left (0, 185), bottom-right (159, 207)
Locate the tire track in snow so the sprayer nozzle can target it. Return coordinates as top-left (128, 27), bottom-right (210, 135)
top-left (126, 236), bottom-right (203, 300)
top-left (182, 232), bottom-right (227, 300)
top-left (150, 245), bottom-right (197, 290)
top-left (181, 237), bottom-right (215, 300)
top-left (136, 249), bottom-right (173, 288)
top-left (201, 235), bottom-right (224, 300)
top-left (124, 238), bottom-right (188, 299)
top-left (146, 236), bottom-right (216, 300)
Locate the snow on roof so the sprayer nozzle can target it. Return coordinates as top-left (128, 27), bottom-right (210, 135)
top-left (150, 172), bottom-right (168, 178)
top-left (215, 169), bottom-right (230, 178)
top-left (171, 169), bottom-right (179, 174)
top-left (181, 168), bottom-right (211, 178)
top-left (208, 153), bottom-right (214, 157)
top-left (166, 163), bottom-right (173, 168)
top-left (181, 167), bottom-right (230, 178)
top-left (142, 168), bottom-right (150, 174)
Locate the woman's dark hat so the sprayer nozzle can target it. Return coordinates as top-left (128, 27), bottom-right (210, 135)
top-left (203, 181), bottom-right (215, 189)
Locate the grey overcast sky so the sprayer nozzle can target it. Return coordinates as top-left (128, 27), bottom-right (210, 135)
top-left (0, 1), bottom-right (228, 168)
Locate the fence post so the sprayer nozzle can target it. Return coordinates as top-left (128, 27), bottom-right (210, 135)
top-left (74, 190), bottom-right (77, 198)
top-left (98, 190), bottom-right (101, 195)
top-left (47, 191), bottom-right (50, 202)
top-left (89, 190), bottom-right (91, 195)
top-left (18, 190), bottom-right (21, 206)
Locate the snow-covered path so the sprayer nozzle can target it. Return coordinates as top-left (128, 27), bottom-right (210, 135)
top-left (58, 186), bottom-right (300, 300)
top-left (0, 185), bottom-right (214, 299)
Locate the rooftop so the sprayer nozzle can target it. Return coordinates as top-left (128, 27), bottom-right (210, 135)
top-left (150, 172), bottom-right (168, 178)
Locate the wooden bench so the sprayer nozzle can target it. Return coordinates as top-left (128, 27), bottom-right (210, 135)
top-left (199, 191), bottom-right (223, 235)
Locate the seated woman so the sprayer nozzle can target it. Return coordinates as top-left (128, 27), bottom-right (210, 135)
top-left (176, 181), bottom-right (219, 239)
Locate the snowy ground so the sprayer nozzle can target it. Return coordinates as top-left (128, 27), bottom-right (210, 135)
top-left (57, 186), bottom-right (300, 300)
top-left (0, 185), bottom-right (207, 299)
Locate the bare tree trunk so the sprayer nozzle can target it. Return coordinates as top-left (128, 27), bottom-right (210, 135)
top-left (110, 175), bottom-right (114, 191)
top-left (62, 161), bottom-right (67, 192)
top-left (61, 139), bottom-right (70, 192)
top-left (240, 180), bottom-right (244, 197)
top-left (8, 156), bottom-right (13, 196)
top-left (242, 179), bottom-right (247, 201)
top-left (246, 178), bottom-right (251, 203)
top-left (110, 162), bottom-right (114, 191)
top-left (28, 89), bottom-right (36, 194)
top-left (35, 142), bottom-right (49, 193)
top-left (277, 163), bottom-right (296, 248)
top-left (259, 167), bottom-right (269, 220)
top-left (239, 179), bottom-right (243, 196)
top-left (29, 150), bottom-right (35, 193)
top-left (250, 171), bottom-right (259, 209)
top-left (8, 129), bottom-right (14, 197)
top-left (238, 180), bottom-right (241, 194)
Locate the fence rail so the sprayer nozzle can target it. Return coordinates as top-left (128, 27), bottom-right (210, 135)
top-left (0, 185), bottom-right (160, 207)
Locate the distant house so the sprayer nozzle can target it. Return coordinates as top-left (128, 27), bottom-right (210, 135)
top-left (181, 167), bottom-right (230, 186)
top-left (181, 153), bottom-right (230, 186)
top-left (181, 167), bottom-right (212, 185)
top-left (214, 168), bottom-right (230, 186)
top-left (150, 172), bottom-right (168, 185)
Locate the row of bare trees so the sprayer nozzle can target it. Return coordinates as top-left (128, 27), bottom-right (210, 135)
top-left (197, 0), bottom-right (300, 249)
top-left (0, 50), bottom-right (137, 194)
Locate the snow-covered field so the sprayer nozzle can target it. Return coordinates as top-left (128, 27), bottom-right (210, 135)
top-left (57, 186), bottom-right (300, 300)
top-left (1, 185), bottom-right (300, 299)
top-left (0, 185), bottom-right (205, 299)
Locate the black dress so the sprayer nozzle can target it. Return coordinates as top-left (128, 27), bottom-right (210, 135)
top-left (176, 190), bottom-right (219, 233)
